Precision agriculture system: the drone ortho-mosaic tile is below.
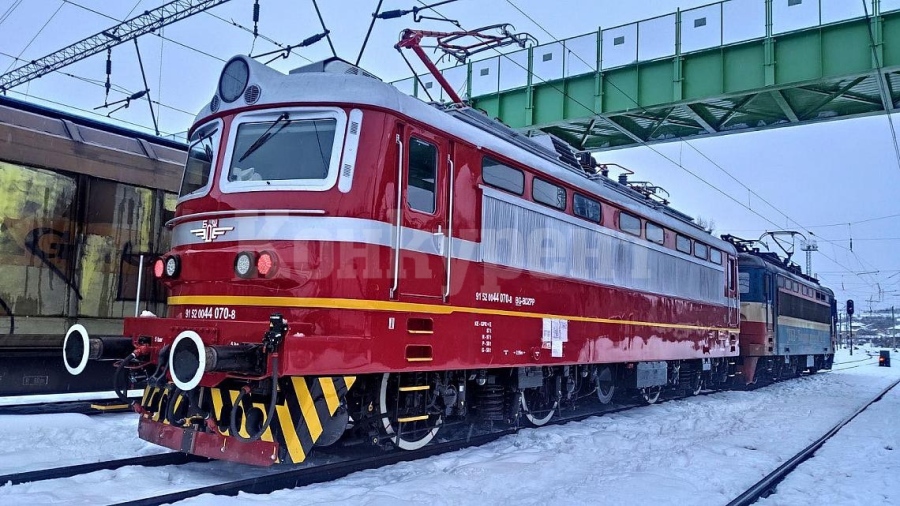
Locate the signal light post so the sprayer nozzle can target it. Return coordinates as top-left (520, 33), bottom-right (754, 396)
top-left (847, 299), bottom-right (854, 356)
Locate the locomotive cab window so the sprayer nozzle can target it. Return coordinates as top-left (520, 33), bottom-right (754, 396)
top-left (646, 222), bottom-right (664, 244)
top-left (482, 157), bottom-right (524, 195)
top-left (710, 248), bottom-right (722, 265)
top-left (220, 108), bottom-right (346, 193)
top-left (676, 234), bottom-right (692, 254)
top-left (407, 137), bottom-right (438, 214)
top-left (573, 193), bottom-right (601, 222)
top-left (533, 177), bottom-right (566, 210)
top-left (179, 120), bottom-right (222, 200)
top-left (619, 212), bottom-right (641, 237)
top-left (694, 242), bottom-right (709, 260)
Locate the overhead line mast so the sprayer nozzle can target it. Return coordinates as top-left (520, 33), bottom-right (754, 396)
top-left (0, 0), bottom-right (232, 93)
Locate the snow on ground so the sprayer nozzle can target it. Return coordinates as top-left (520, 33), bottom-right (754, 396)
top-left (0, 347), bottom-right (897, 505)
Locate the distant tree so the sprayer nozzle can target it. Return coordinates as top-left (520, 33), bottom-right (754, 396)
top-left (695, 216), bottom-right (715, 234)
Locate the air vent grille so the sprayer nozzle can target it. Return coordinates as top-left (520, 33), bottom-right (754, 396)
top-left (244, 84), bottom-right (261, 104)
top-left (210, 95), bottom-right (220, 112)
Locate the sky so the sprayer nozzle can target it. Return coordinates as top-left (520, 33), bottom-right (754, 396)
top-left (1, 0), bottom-right (899, 313)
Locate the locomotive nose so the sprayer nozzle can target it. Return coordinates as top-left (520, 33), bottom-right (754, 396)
top-left (63, 324), bottom-right (134, 375)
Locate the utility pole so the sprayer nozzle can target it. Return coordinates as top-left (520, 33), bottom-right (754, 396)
top-left (892, 306), bottom-right (896, 349)
top-left (800, 240), bottom-right (818, 277)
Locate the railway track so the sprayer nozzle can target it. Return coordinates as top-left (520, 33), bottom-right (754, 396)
top-left (0, 399), bottom-right (135, 416)
top-left (1, 364), bottom-right (883, 504)
top-left (726, 377), bottom-right (900, 506)
top-left (0, 453), bottom-right (208, 486)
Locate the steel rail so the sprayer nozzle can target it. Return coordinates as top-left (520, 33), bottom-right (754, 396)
top-left (0, 452), bottom-right (208, 486)
top-left (0, 398), bottom-right (139, 416)
top-left (111, 398), bottom-right (685, 505)
top-left (726, 377), bottom-right (900, 506)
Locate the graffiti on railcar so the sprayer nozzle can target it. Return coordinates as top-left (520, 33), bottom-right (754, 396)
top-left (0, 161), bottom-right (175, 330)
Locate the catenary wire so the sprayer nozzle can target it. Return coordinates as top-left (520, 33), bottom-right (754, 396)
top-left (416, 0), bottom-right (880, 291)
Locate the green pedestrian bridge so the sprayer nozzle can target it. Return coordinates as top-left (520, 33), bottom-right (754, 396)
top-left (393, 0), bottom-right (900, 151)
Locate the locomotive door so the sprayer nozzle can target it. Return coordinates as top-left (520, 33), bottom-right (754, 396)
top-left (391, 127), bottom-right (451, 301)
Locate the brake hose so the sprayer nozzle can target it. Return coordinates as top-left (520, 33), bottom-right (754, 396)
top-left (229, 355), bottom-right (279, 442)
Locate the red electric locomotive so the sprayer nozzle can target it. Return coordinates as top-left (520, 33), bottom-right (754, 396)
top-left (63, 36), bottom-right (741, 466)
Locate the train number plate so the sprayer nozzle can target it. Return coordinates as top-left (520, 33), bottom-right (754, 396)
top-left (185, 307), bottom-right (236, 320)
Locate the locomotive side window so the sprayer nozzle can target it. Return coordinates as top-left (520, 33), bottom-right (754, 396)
top-left (646, 222), bottom-right (664, 244)
top-left (710, 248), bottom-right (722, 265)
top-left (619, 212), bottom-right (641, 237)
top-left (228, 117), bottom-right (337, 182)
top-left (676, 234), bottom-right (692, 254)
top-left (694, 242), bottom-right (709, 260)
top-left (482, 157), bottom-right (524, 195)
top-left (179, 121), bottom-right (221, 199)
top-left (533, 177), bottom-right (566, 210)
top-left (407, 137), bottom-right (438, 213)
top-left (573, 193), bottom-right (601, 222)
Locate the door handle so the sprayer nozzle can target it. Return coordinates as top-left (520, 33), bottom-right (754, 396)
top-left (434, 224), bottom-right (445, 255)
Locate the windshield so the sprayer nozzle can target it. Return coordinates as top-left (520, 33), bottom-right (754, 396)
top-left (179, 122), bottom-right (220, 199)
top-left (227, 118), bottom-right (336, 183)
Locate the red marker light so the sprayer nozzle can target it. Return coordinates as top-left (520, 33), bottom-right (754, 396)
top-left (153, 258), bottom-right (165, 278)
top-left (257, 251), bottom-right (276, 277)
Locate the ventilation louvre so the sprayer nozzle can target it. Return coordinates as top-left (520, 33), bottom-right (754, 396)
top-left (244, 84), bottom-right (261, 104)
top-left (210, 95), bottom-right (220, 112)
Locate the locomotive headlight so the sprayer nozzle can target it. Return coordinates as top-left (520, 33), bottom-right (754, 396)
top-left (219, 57), bottom-right (249, 103)
top-left (165, 255), bottom-right (180, 278)
top-left (153, 258), bottom-right (165, 278)
top-left (235, 251), bottom-right (256, 278)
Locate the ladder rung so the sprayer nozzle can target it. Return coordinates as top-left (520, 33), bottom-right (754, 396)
top-left (397, 414), bottom-right (429, 423)
top-left (399, 385), bottom-right (430, 392)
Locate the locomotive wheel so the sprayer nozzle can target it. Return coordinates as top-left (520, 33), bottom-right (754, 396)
top-left (594, 366), bottom-right (616, 404)
top-left (379, 373), bottom-right (442, 451)
top-left (690, 372), bottom-right (703, 396)
top-left (641, 386), bottom-right (662, 405)
top-left (520, 386), bottom-right (557, 426)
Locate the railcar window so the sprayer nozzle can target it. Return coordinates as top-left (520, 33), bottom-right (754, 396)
top-left (778, 277), bottom-right (785, 288)
top-left (482, 157), bottom-right (524, 195)
top-left (533, 177), bottom-right (566, 210)
top-left (739, 272), bottom-right (750, 294)
top-left (694, 242), bottom-right (709, 260)
top-left (228, 118), bottom-right (336, 182)
top-left (619, 212), bottom-right (641, 236)
top-left (573, 193), bottom-right (601, 222)
top-left (180, 122), bottom-right (220, 198)
top-left (646, 222), bottom-right (664, 244)
top-left (407, 137), bottom-right (438, 213)
top-left (676, 234), bottom-right (692, 254)
top-left (710, 248), bottom-right (722, 264)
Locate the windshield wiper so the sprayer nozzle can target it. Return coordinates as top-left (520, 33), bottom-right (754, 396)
top-left (238, 112), bottom-right (290, 163)
top-left (189, 125), bottom-right (218, 148)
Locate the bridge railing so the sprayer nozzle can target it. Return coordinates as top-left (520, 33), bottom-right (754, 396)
top-left (392, 0), bottom-right (900, 101)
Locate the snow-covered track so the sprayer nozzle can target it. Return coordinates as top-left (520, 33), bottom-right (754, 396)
top-left (0, 399), bottom-right (134, 416)
top-left (726, 377), bottom-right (900, 506)
top-left (112, 430), bottom-right (511, 506)
top-left (0, 452), bottom-right (208, 486)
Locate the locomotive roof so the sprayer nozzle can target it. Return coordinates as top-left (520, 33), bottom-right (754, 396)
top-left (737, 251), bottom-right (824, 287)
top-left (195, 55), bottom-right (736, 255)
